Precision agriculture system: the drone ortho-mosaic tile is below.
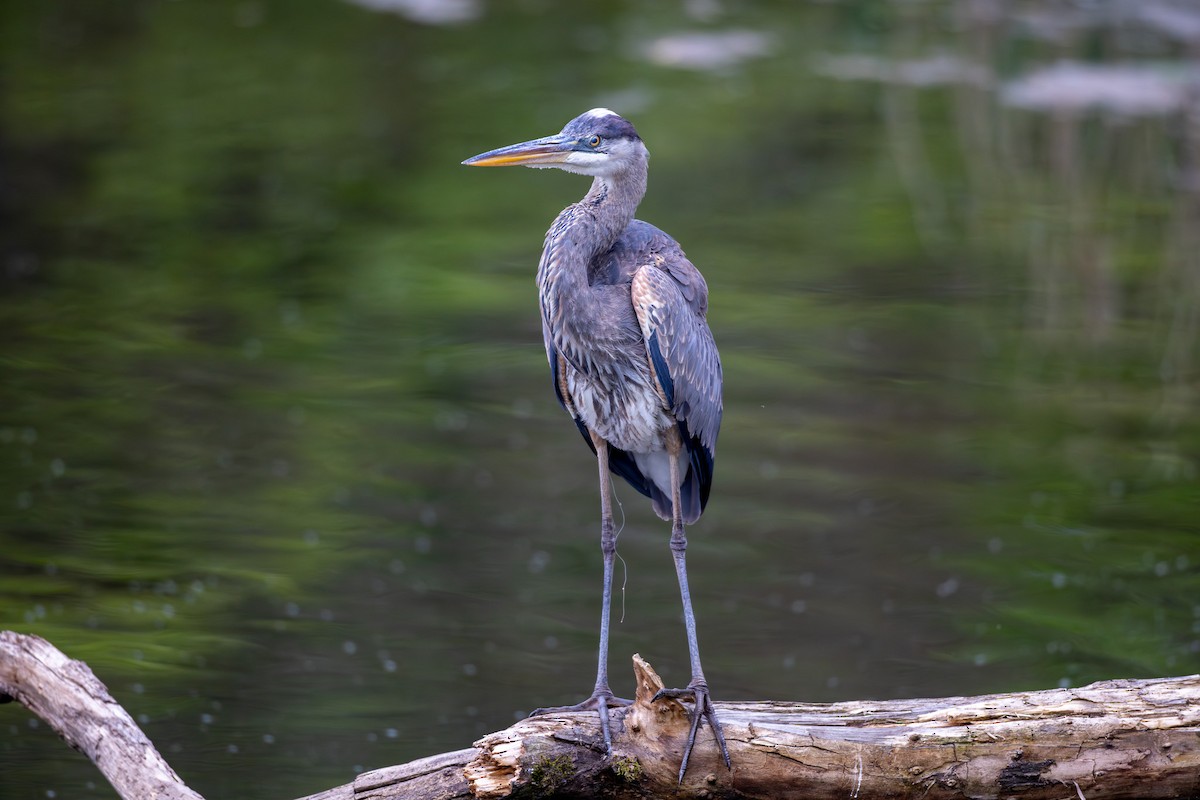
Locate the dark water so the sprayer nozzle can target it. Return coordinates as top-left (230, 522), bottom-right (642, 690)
top-left (3, 1), bottom-right (1199, 797)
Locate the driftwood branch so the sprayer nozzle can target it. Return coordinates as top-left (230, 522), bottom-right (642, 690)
top-left (3, 631), bottom-right (1199, 800)
top-left (0, 630), bottom-right (203, 800)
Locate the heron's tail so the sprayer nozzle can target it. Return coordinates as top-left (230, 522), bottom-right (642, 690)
top-left (648, 467), bottom-right (703, 524)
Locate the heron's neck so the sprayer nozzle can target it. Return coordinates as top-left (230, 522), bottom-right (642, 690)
top-left (577, 169), bottom-right (646, 251)
top-left (539, 167), bottom-right (646, 295)
top-left (536, 169), bottom-right (644, 367)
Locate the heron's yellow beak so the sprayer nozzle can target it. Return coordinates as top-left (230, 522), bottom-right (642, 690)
top-left (462, 135), bottom-right (574, 167)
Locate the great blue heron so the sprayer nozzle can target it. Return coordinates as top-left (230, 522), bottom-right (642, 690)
top-left (463, 108), bottom-right (728, 781)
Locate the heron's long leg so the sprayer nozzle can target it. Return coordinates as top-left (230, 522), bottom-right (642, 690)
top-left (529, 430), bottom-right (631, 752)
top-left (591, 430), bottom-right (619, 701)
top-left (654, 434), bottom-right (731, 782)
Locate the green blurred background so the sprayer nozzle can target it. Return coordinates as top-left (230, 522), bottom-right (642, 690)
top-left (2, 1), bottom-right (1198, 797)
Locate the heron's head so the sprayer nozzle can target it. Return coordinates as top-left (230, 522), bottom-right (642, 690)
top-left (462, 108), bottom-right (648, 179)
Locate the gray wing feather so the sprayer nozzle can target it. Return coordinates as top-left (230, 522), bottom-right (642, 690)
top-left (631, 260), bottom-right (723, 457)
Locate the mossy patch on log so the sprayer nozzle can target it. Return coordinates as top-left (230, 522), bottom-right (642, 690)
top-left (529, 754), bottom-right (574, 796)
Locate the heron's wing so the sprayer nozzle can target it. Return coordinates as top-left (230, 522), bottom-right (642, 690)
top-left (632, 261), bottom-right (723, 515)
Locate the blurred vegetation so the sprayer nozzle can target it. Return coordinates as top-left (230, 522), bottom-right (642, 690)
top-left (2, 1), bottom-right (1198, 798)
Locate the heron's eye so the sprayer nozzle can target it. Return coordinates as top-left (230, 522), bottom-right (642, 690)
top-left (587, 135), bottom-right (601, 148)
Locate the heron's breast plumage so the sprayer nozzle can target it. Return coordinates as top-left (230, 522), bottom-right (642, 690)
top-left (545, 277), bottom-right (672, 454)
top-left (563, 350), bottom-right (671, 455)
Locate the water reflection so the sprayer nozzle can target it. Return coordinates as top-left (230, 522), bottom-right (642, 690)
top-left (2, 1), bottom-right (1199, 799)
top-left (1002, 62), bottom-right (1195, 115)
top-left (344, 0), bottom-right (481, 26)
top-left (642, 30), bottom-right (774, 71)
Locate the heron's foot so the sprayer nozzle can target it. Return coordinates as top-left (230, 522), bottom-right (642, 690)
top-left (652, 682), bottom-right (731, 783)
top-left (530, 690), bottom-right (633, 754)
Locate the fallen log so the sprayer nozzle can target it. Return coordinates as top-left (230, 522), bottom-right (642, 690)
top-left (2, 630), bottom-right (1198, 799)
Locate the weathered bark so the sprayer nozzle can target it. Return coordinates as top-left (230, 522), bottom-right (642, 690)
top-left (3, 631), bottom-right (1199, 800)
top-left (0, 630), bottom-right (203, 800)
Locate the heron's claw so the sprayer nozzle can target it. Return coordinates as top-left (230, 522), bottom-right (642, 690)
top-left (530, 690), bottom-right (633, 754)
top-left (652, 683), bottom-right (731, 783)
